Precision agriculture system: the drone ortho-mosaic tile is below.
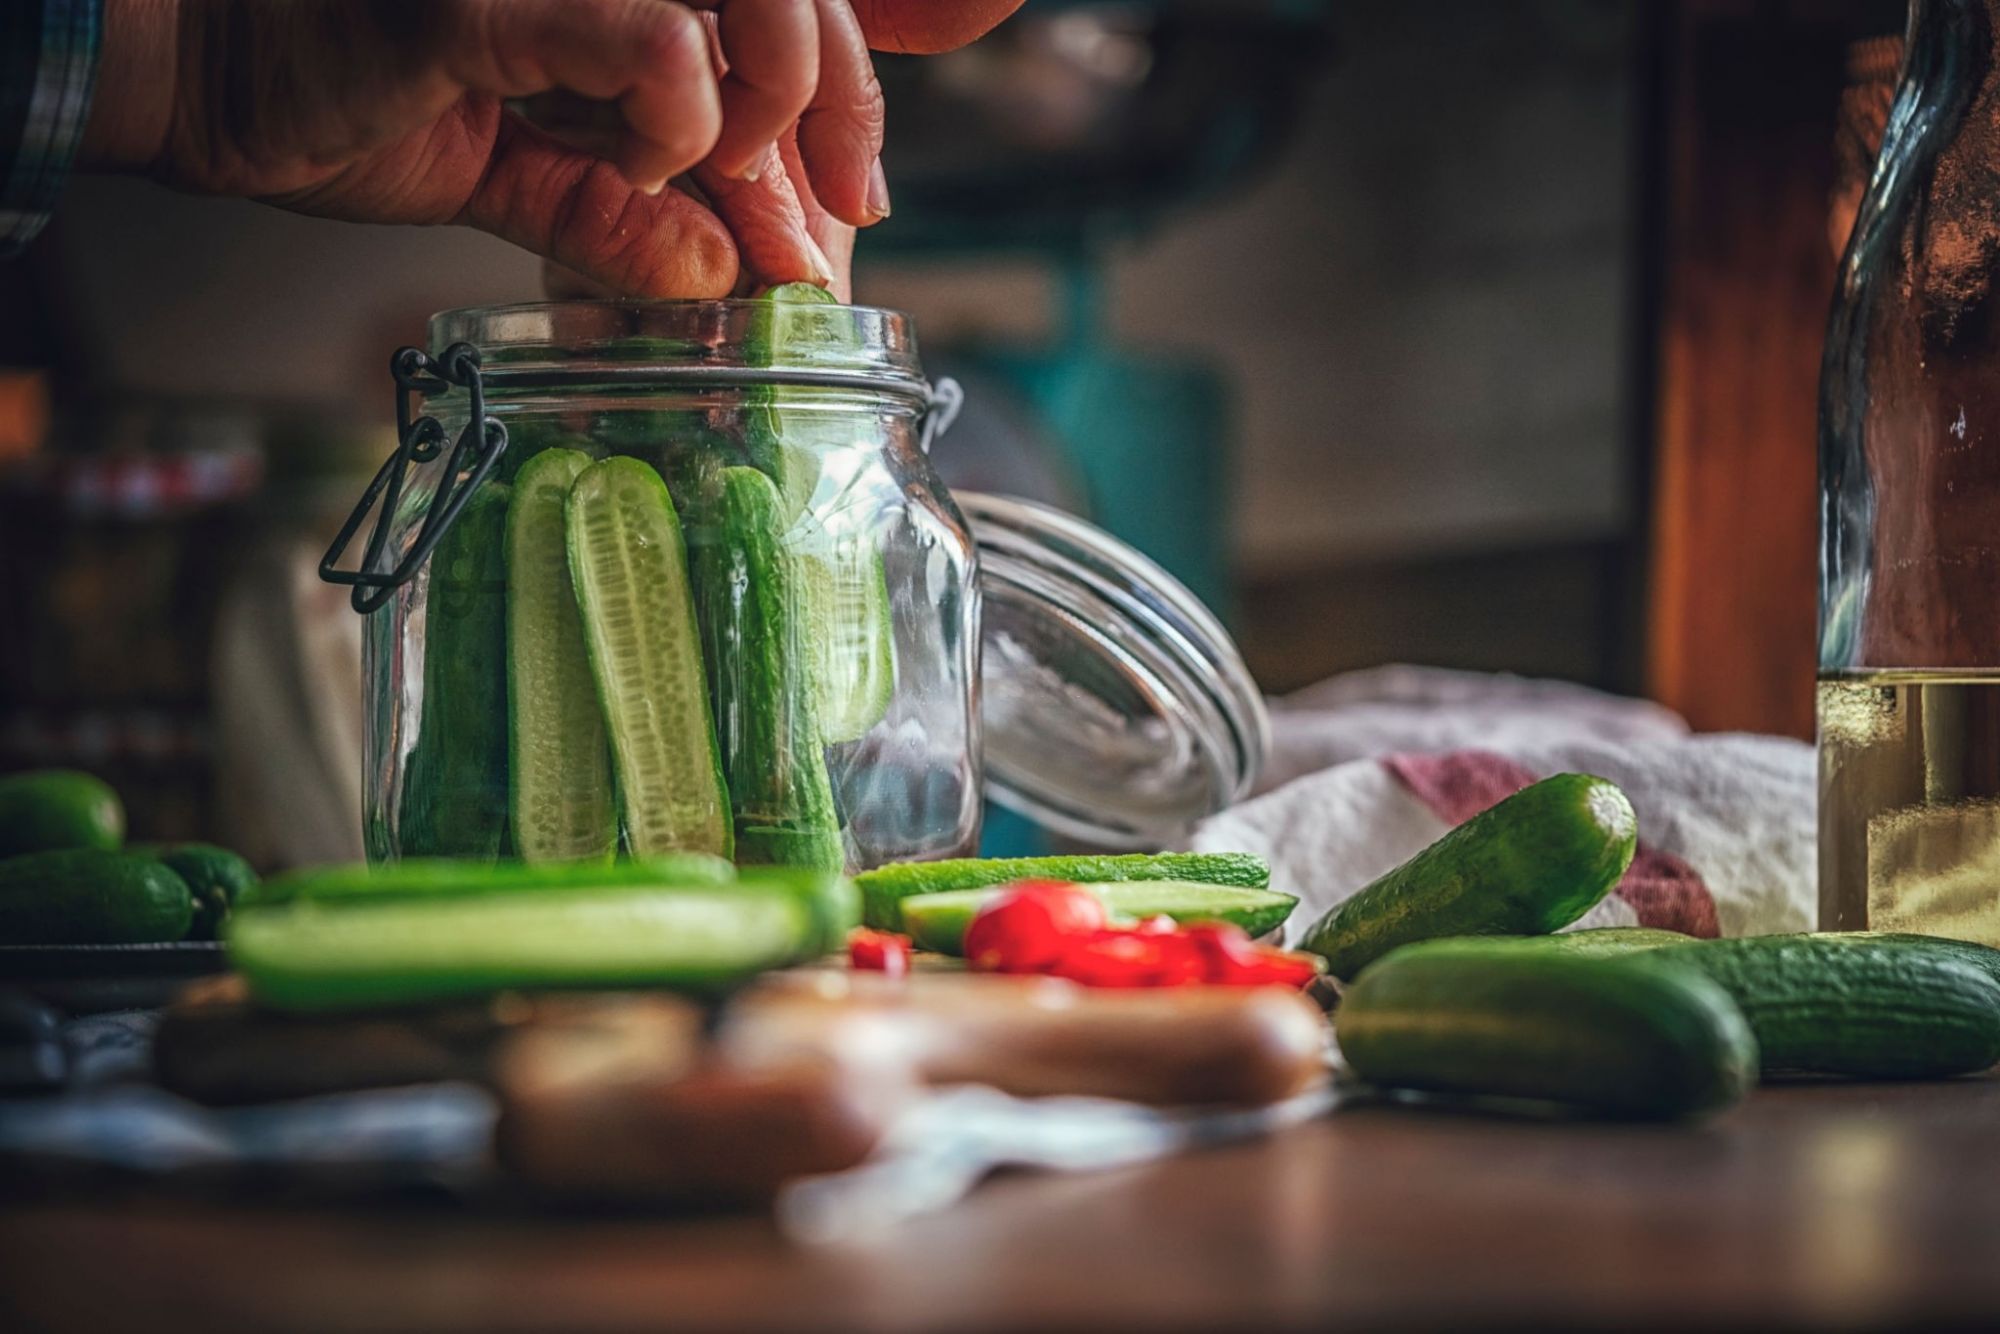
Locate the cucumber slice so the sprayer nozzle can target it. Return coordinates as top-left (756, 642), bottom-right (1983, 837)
top-left (227, 885), bottom-right (814, 1011)
top-left (900, 880), bottom-right (1300, 956)
top-left (855, 852), bottom-right (1273, 931)
top-left (399, 481), bottom-right (511, 860)
top-left (795, 520), bottom-right (896, 743)
top-left (244, 854), bottom-right (735, 909)
top-left (704, 466), bottom-right (845, 871)
top-left (508, 449), bottom-right (617, 864)
top-left (566, 457), bottom-right (732, 858)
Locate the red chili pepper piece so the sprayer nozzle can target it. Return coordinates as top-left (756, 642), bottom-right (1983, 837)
top-left (962, 880), bottom-right (1109, 974)
top-left (1051, 928), bottom-right (1177, 987)
top-left (849, 927), bottom-right (912, 977)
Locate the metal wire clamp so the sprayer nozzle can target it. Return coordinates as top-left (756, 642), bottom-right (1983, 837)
top-left (318, 343), bottom-right (509, 614)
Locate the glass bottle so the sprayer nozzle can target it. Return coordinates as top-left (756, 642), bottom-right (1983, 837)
top-left (1819, 0), bottom-right (2000, 941)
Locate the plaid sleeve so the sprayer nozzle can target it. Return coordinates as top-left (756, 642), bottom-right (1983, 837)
top-left (0, 0), bottom-right (102, 257)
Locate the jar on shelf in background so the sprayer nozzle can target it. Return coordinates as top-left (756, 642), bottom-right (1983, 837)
top-left (325, 299), bottom-right (1265, 871)
top-left (1820, 0), bottom-right (2000, 942)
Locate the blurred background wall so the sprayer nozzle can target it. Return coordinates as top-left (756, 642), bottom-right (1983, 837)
top-left (0, 0), bottom-right (1906, 860)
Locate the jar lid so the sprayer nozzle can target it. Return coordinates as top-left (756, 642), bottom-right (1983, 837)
top-left (961, 492), bottom-right (1269, 847)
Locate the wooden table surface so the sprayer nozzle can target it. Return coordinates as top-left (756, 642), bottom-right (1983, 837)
top-left (7, 1075), bottom-right (2000, 1333)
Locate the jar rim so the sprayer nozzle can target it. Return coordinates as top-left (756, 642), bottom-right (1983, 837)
top-left (428, 298), bottom-right (925, 392)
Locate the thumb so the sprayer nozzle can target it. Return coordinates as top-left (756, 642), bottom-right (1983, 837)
top-left (460, 115), bottom-right (741, 298)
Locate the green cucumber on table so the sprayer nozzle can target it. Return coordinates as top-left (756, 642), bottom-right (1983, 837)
top-left (241, 854), bottom-right (736, 909)
top-left (0, 770), bottom-right (124, 857)
top-left (227, 883), bottom-right (821, 1011)
top-left (900, 880), bottom-right (1298, 956)
top-left (507, 448), bottom-right (617, 864)
top-left (1647, 934), bottom-right (2000, 1080)
top-left (856, 852), bottom-right (1272, 931)
top-left (399, 480), bottom-right (512, 860)
top-left (699, 465), bottom-right (845, 872)
top-left (0, 848), bottom-right (193, 945)
top-left (1300, 773), bottom-right (1638, 980)
top-left (1335, 939), bottom-right (1757, 1121)
top-left (156, 843), bottom-right (258, 941)
top-left (566, 457), bottom-right (732, 859)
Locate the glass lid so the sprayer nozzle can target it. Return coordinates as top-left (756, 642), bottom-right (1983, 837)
top-left (960, 492), bottom-right (1269, 847)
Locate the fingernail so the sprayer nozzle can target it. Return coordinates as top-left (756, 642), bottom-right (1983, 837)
top-left (736, 153), bottom-right (764, 183)
top-left (804, 233), bottom-right (837, 287)
top-left (865, 158), bottom-right (892, 221)
top-left (636, 176), bottom-right (667, 197)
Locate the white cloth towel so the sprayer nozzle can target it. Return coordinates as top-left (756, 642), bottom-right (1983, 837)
top-left (1192, 666), bottom-right (1817, 943)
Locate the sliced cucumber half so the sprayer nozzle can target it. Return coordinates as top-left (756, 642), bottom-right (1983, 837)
top-left (566, 456), bottom-right (732, 859)
top-left (507, 449), bottom-right (617, 863)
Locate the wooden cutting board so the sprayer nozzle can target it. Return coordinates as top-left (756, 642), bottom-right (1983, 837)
top-left (154, 970), bottom-right (1331, 1202)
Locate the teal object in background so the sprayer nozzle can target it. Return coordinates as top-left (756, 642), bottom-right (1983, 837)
top-left (972, 342), bottom-right (1235, 621)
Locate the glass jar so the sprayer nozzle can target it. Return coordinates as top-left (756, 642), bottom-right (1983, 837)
top-left (1819, 0), bottom-right (2000, 942)
top-left (323, 300), bottom-right (1265, 872)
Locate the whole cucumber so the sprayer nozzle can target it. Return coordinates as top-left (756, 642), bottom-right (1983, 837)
top-left (1337, 940), bottom-right (1757, 1120)
top-left (0, 770), bottom-right (124, 857)
top-left (399, 481), bottom-right (511, 860)
top-left (1814, 930), bottom-right (2000, 989)
top-left (700, 466), bottom-right (845, 872)
top-left (1427, 927), bottom-right (1697, 958)
top-left (1301, 773), bottom-right (1637, 980)
top-left (1649, 934), bottom-right (2000, 1079)
top-left (0, 849), bottom-right (193, 945)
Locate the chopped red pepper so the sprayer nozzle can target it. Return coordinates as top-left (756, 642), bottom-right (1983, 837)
top-left (962, 880), bottom-right (1108, 974)
top-left (957, 888), bottom-right (1324, 990)
top-left (849, 927), bottom-right (912, 977)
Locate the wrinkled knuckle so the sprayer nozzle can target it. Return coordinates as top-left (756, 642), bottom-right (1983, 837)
top-left (638, 4), bottom-right (709, 76)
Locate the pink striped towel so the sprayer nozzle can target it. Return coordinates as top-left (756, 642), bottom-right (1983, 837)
top-left (1190, 666), bottom-right (1817, 942)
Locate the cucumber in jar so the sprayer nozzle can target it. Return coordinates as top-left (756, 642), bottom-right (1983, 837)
top-left (507, 448), bottom-right (617, 863)
top-left (399, 479), bottom-right (511, 860)
top-left (745, 283), bottom-right (897, 743)
top-left (699, 465), bottom-right (846, 872)
top-left (566, 457), bottom-right (732, 859)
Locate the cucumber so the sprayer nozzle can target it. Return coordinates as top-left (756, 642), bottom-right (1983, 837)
top-left (901, 880), bottom-right (1299, 955)
top-left (156, 843), bottom-right (258, 941)
top-left (1429, 928), bottom-right (1697, 959)
top-left (703, 466), bottom-right (845, 871)
top-left (1648, 935), bottom-right (2000, 1079)
top-left (1336, 941), bottom-right (1757, 1120)
top-left (734, 865), bottom-right (862, 955)
top-left (1815, 930), bottom-right (2000, 989)
top-left (242, 854), bottom-right (736, 909)
top-left (856, 852), bottom-right (1272, 931)
top-left (743, 283), bottom-right (896, 741)
top-left (795, 520), bottom-right (896, 743)
top-left (0, 849), bottom-right (193, 945)
top-left (566, 457), bottom-right (732, 858)
top-left (1543, 927), bottom-right (1697, 955)
top-left (507, 449), bottom-right (617, 864)
top-left (1300, 773), bottom-right (1637, 980)
top-left (227, 884), bottom-right (817, 1011)
top-left (0, 770), bottom-right (124, 857)
top-left (399, 481), bottom-right (512, 860)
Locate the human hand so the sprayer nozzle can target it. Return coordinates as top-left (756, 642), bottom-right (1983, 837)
top-left (81, 0), bottom-right (1022, 298)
